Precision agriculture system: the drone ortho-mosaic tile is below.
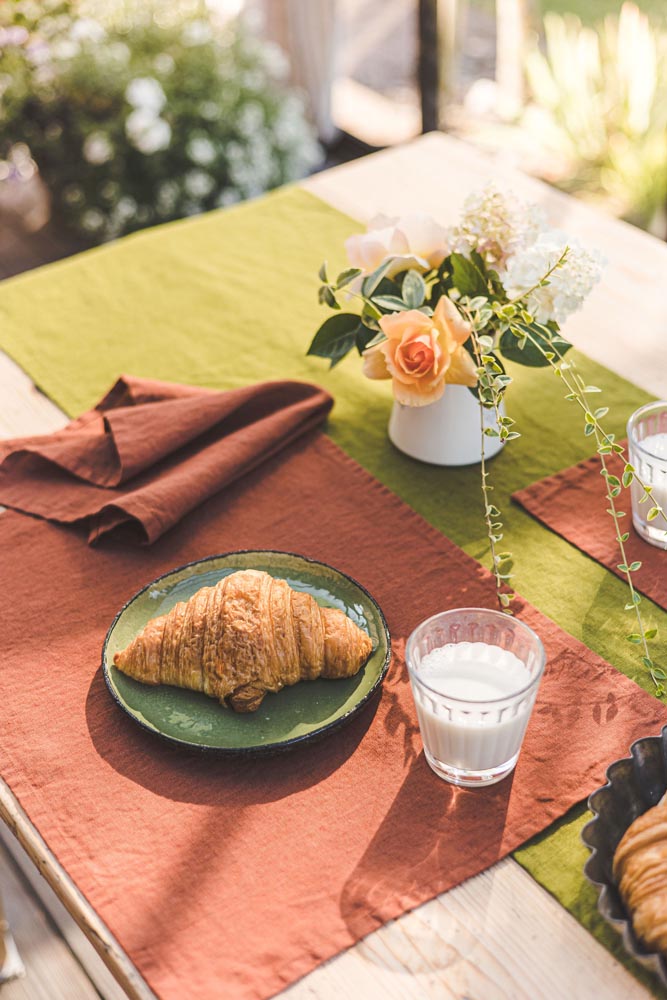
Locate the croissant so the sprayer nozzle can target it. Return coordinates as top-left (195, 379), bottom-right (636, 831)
top-left (613, 801), bottom-right (667, 954)
top-left (113, 568), bottom-right (373, 712)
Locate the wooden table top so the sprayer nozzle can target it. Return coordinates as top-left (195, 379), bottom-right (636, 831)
top-left (2, 132), bottom-right (664, 999)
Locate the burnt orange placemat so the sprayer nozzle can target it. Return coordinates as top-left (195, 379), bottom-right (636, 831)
top-left (513, 445), bottom-right (667, 610)
top-left (2, 432), bottom-right (666, 1000)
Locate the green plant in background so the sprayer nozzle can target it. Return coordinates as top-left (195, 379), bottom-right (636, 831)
top-left (0, 1), bottom-right (320, 242)
top-left (524, 2), bottom-right (667, 231)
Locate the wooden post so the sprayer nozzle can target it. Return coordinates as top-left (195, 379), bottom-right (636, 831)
top-left (418, 0), bottom-right (440, 132)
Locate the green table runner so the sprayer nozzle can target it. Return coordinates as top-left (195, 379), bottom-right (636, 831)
top-left (1, 186), bottom-right (664, 994)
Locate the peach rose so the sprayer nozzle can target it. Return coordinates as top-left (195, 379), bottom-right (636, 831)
top-left (345, 213), bottom-right (449, 279)
top-left (363, 297), bottom-right (477, 406)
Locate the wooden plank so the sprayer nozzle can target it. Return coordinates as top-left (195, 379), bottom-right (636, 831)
top-left (0, 132), bottom-right (661, 999)
top-left (0, 827), bottom-right (128, 1000)
top-left (283, 858), bottom-right (649, 1000)
top-left (0, 782), bottom-right (155, 1000)
top-left (0, 837), bottom-right (99, 1000)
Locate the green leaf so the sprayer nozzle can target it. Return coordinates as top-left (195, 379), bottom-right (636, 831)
top-left (335, 267), bottom-right (362, 289)
top-left (318, 286), bottom-right (340, 310)
top-left (648, 507), bottom-right (661, 521)
top-left (652, 668), bottom-right (667, 680)
top-left (626, 633), bottom-right (642, 644)
top-left (373, 295), bottom-right (410, 312)
top-left (499, 322), bottom-right (572, 368)
top-left (593, 407), bottom-right (609, 419)
top-left (620, 532), bottom-right (629, 542)
top-left (318, 261), bottom-right (328, 282)
top-left (645, 628), bottom-right (658, 639)
top-left (362, 330), bottom-right (388, 351)
top-left (584, 385), bottom-right (601, 392)
top-left (306, 313), bottom-right (361, 366)
top-left (629, 560), bottom-right (642, 571)
top-left (402, 270), bottom-right (426, 308)
top-left (356, 325), bottom-right (382, 354)
top-left (450, 252), bottom-right (489, 298)
top-left (362, 258), bottom-right (396, 297)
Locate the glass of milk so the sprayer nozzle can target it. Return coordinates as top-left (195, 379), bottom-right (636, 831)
top-left (406, 608), bottom-right (546, 787)
top-left (628, 401), bottom-right (667, 549)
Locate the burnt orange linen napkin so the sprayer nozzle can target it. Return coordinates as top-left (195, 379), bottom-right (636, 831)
top-left (0, 375), bottom-right (332, 544)
top-left (1, 424), bottom-right (667, 1000)
top-left (513, 444), bottom-right (667, 609)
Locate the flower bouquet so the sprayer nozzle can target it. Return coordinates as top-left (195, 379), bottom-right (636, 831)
top-left (306, 186), bottom-right (667, 689)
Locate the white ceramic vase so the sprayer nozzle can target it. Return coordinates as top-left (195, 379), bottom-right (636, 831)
top-left (388, 384), bottom-right (505, 466)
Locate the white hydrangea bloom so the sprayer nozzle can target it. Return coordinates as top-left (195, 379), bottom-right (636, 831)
top-left (448, 184), bottom-right (546, 271)
top-left (83, 131), bottom-right (113, 165)
top-left (125, 77), bottom-right (166, 113)
top-left (504, 233), bottom-right (603, 324)
top-left (187, 136), bottom-right (216, 166)
top-left (125, 110), bottom-right (171, 155)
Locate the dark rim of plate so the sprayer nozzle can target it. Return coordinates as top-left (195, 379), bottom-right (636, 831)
top-left (581, 725), bottom-right (667, 986)
top-left (101, 549), bottom-right (392, 756)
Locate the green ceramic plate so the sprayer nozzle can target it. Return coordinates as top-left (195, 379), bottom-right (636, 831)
top-left (102, 550), bottom-right (390, 754)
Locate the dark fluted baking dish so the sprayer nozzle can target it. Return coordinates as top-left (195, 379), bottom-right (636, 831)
top-left (581, 725), bottom-right (667, 986)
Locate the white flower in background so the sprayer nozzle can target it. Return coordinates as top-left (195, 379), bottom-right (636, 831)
top-left (199, 100), bottom-right (219, 121)
top-left (238, 101), bottom-right (264, 136)
top-left (216, 188), bottom-right (241, 207)
top-left (187, 135), bottom-right (216, 166)
top-left (81, 208), bottom-right (105, 233)
top-left (125, 110), bottom-right (171, 155)
top-left (260, 41), bottom-right (288, 81)
top-left (26, 40), bottom-right (50, 66)
top-left (448, 184), bottom-right (546, 271)
top-left (345, 213), bottom-right (449, 278)
top-left (52, 39), bottom-right (79, 60)
top-left (157, 181), bottom-right (179, 212)
top-left (153, 53), bottom-right (175, 75)
top-left (83, 131), bottom-right (113, 165)
top-left (125, 77), bottom-right (166, 113)
top-left (181, 20), bottom-right (212, 46)
top-left (107, 42), bottom-right (130, 64)
top-left (504, 233), bottom-right (603, 324)
top-left (184, 169), bottom-right (215, 199)
top-left (69, 19), bottom-right (105, 44)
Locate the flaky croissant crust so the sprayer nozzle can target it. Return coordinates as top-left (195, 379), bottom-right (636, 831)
top-left (113, 569), bottom-right (373, 712)
top-left (613, 801), bottom-right (667, 954)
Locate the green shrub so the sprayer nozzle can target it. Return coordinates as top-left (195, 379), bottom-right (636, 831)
top-left (524, 2), bottom-right (667, 229)
top-left (0, 1), bottom-right (321, 241)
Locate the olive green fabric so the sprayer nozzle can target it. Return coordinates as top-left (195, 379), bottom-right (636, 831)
top-left (1, 185), bottom-right (664, 990)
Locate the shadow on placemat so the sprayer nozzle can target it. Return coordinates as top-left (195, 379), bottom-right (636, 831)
top-left (85, 668), bottom-right (381, 803)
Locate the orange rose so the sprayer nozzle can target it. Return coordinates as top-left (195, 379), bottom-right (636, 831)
top-left (363, 297), bottom-right (477, 406)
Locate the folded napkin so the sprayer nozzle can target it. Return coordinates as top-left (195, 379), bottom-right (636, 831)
top-left (0, 376), bottom-right (332, 544)
top-left (513, 443), bottom-right (667, 610)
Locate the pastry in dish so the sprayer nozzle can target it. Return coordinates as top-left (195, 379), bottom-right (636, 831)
top-left (613, 800), bottom-right (667, 954)
top-left (113, 568), bottom-right (373, 712)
